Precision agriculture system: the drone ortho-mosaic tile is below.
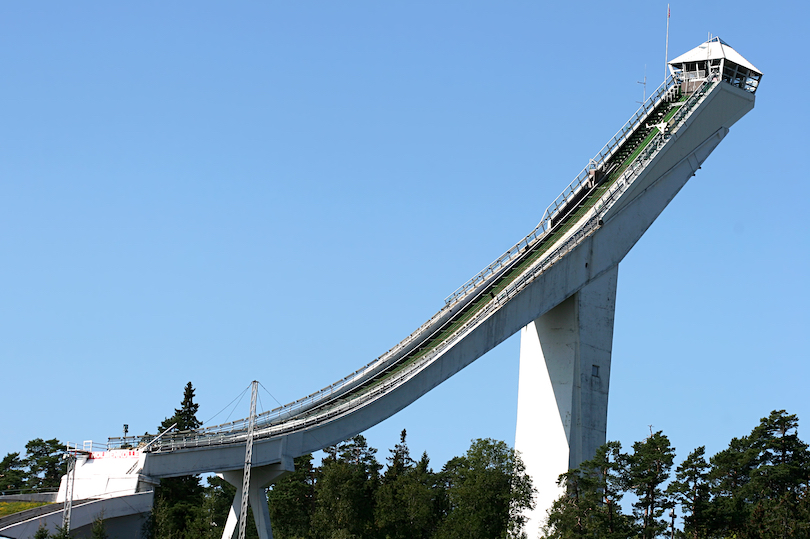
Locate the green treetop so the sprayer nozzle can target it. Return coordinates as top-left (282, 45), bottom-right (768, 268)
top-left (159, 381), bottom-right (202, 433)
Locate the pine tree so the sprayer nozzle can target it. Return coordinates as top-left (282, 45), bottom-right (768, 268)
top-left (24, 438), bottom-right (65, 491)
top-left (747, 410), bottom-right (810, 539)
top-left (385, 429), bottom-right (415, 480)
top-left (375, 432), bottom-right (442, 539)
top-left (626, 431), bottom-right (675, 539)
top-left (750, 410), bottom-right (809, 498)
top-left (589, 441), bottom-right (635, 538)
top-left (151, 381), bottom-right (205, 538)
top-left (708, 434), bottom-right (757, 536)
top-left (667, 446), bottom-right (710, 539)
top-left (703, 410), bottom-right (810, 539)
top-left (376, 429), bottom-right (415, 538)
top-left (405, 452), bottom-right (445, 538)
top-left (159, 381), bottom-right (203, 433)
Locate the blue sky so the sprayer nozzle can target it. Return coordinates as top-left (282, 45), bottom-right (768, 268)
top-left (1, 0), bottom-right (808, 478)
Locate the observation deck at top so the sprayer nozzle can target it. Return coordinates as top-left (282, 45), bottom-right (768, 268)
top-left (102, 37), bottom-right (762, 481)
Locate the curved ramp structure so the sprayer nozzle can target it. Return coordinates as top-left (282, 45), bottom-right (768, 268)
top-left (65, 38), bottom-right (760, 539)
top-left (136, 38), bottom-right (759, 477)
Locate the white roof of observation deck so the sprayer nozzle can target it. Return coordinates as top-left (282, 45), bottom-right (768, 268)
top-left (669, 37), bottom-right (762, 75)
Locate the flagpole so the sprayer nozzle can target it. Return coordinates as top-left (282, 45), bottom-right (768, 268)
top-left (664, 4), bottom-right (670, 83)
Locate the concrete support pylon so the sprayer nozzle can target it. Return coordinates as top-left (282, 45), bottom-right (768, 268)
top-left (515, 264), bottom-right (618, 538)
top-left (219, 464), bottom-right (292, 539)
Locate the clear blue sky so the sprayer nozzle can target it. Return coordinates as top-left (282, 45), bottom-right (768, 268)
top-left (1, 1), bottom-right (808, 475)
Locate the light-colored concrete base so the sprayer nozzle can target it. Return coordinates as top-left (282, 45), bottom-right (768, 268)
top-left (515, 265), bottom-right (617, 536)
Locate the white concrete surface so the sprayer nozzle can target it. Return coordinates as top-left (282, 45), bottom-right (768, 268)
top-left (515, 265), bottom-right (617, 536)
top-left (56, 449), bottom-right (155, 502)
top-left (0, 491), bottom-right (153, 539)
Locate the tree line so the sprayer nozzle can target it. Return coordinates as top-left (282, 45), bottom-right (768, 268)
top-left (541, 410), bottom-right (810, 539)
top-left (151, 433), bottom-right (535, 539)
top-left (4, 381), bottom-right (808, 539)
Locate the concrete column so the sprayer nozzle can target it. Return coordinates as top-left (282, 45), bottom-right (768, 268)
top-left (218, 464), bottom-right (292, 539)
top-left (514, 265), bottom-right (618, 538)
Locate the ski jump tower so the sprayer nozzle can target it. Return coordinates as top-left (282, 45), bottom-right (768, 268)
top-left (0, 38), bottom-right (761, 539)
top-left (514, 37), bottom-right (761, 534)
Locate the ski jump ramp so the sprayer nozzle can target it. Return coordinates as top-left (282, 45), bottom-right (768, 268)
top-left (4, 38), bottom-right (759, 539)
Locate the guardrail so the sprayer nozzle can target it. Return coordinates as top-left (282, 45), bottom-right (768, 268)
top-left (65, 440), bottom-right (108, 453)
top-left (541, 74), bottom-right (680, 224)
top-left (134, 77), bottom-right (716, 455)
top-left (442, 74), bottom-right (682, 308)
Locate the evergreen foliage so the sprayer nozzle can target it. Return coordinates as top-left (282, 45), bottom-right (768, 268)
top-left (542, 441), bottom-right (635, 539)
top-left (375, 431), bottom-right (443, 539)
top-left (24, 438), bottom-right (65, 491)
top-left (707, 410), bottom-right (810, 539)
top-left (0, 452), bottom-right (26, 493)
top-left (147, 381), bottom-right (206, 538)
top-left (160, 382), bottom-right (203, 433)
top-left (667, 446), bottom-right (711, 539)
top-left (267, 454), bottom-right (316, 539)
top-left (90, 515), bottom-right (109, 539)
top-left (259, 435), bottom-right (532, 539)
top-left (542, 409), bottom-right (810, 539)
top-left (0, 439), bottom-right (65, 494)
top-left (12, 397), bottom-right (808, 538)
top-left (626, 430), bottom-right (675, 538)
top-left (311, 435), bottom-right (381, 538)
top-left (434, 438), bottom-right (535, 539)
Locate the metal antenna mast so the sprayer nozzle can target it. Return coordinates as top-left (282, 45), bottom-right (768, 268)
top-left (664, 4), bottom-right (670, 83)
top-left (637, 65), bottom-right (647, 104)
top-left (238, 381), bottom-right (259, 539)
